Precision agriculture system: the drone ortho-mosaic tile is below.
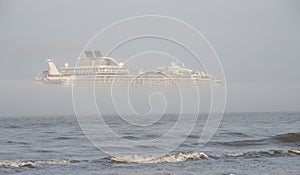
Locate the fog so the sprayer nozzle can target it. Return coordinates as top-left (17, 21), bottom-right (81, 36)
top-left (0, 0), bottom-right (299, 116)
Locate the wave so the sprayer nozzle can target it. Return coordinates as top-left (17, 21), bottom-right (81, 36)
top-left (211, 138), bottom-right (269, 147)
top-left (6, 141), bottom-right (29, 145)
top-left (107, 149), bottom-right (300, 164)
top-left (273, 133), bottom-right (300, 143)
top-left (1, 149), bottom-right (299, 168)
top-left (0, 159), bottom-right (71, 168)
top-left (211, 132), bottom-right (300, 147)
top-left (106, 152), bottom-right (209, 164)
top-left (3, 125), bottom-right (22, 129)
top-left (219, 131), bottom-right (250, 137)
top-left (53, 136), bottom-right (75, 140)
top-left (223, 149), bottom-right (300, 158)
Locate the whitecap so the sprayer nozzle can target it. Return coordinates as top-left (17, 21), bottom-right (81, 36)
top-left (108, 152), bottom-right (208, 164)
top-left (0, 159), bottom-right (71, 168)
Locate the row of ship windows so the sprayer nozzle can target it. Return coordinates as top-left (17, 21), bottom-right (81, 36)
top-left (61, 69), bottom-right (126, 73)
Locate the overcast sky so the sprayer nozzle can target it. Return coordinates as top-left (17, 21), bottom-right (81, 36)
top-left (0, 0), bottom-right (299, 116)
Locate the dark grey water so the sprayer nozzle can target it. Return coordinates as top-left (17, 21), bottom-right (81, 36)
top-left (0, 112), bottom-right (299, 175)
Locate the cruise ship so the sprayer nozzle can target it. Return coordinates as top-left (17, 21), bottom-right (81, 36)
top-left (35, 51), bottom-right (221, 86)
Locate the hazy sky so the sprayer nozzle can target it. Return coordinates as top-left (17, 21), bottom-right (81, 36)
top-left (0, 0), bottom-right (299, 116)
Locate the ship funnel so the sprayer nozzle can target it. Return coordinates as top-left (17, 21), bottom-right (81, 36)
top-left (47, 59), bottom-right (59, 75)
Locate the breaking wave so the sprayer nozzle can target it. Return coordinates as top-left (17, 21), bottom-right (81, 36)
top-left (106, 152), bottom-right (209, 163)
top-left (1, 149), bottom-right (299, 168)
top-left (0, 159), bottom-right (71, 168)
top-left (106, 149), bottom-right (300, 164)
top-left (223, 149), bottom-right (300, 158)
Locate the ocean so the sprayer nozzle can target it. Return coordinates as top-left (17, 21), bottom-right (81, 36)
top-left (0, 112), bottom-right (299, 175)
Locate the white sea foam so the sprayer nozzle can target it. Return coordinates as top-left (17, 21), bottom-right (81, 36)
top-left (109, 149), bottom-right (300, 164)
top-left (0, 159), bottom-right (70, 168)
top-left (289, 150), bottom-right (300, 155)
top-left (223, 149), bottom-right (300, 158)
top-left (224, 153), bottom-right (244, 157)
top-left (108, 152), bottom-right (208, 163)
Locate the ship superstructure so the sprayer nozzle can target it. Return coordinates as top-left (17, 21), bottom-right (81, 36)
top-left (35, 51), bottom-right (221, 86)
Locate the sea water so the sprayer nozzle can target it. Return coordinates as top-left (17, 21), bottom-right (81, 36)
top-left (0, 112), bottom-right (299, 175)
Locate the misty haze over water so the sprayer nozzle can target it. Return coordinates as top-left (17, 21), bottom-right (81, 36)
top-left (0, 0), bottom-right (300, 116)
